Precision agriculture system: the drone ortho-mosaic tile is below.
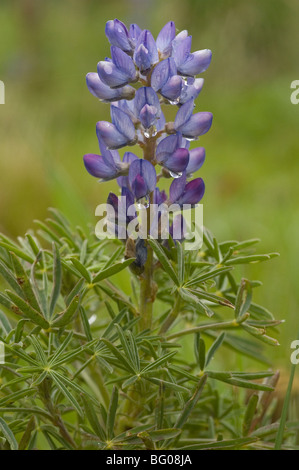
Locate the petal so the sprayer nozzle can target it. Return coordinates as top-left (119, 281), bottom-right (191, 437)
top-left (117, 152), bottom-right (138, 188)
top-left (86, 73), bottom-right (118, 101)
top-left (178, 49), bottom-right (212, 76)
top-left (156, 111), bottom-right (166, 132)
top-left (179, 78), bottom-right (204, 104)
top-left (128, 159), bottom-right (157, 194)
top-left (110, 105), bottom-right (136, 141)
top-left (151, 59), bottom-right (172, 91)
top-left (111, 46), bottom-right (137, 80)
top-left (186, 147), bottom-right (205, 174)
top-left (161, 75), bottom-right (183, 100)
top-left (134, 87), bottom-right (161, 118)
top-left (131, 174), bottom-right (148, 199)
top-left (134, 44), bottom-right (151, 72)
top-left (134, 30), bottom-right (158, 70)
top-left (105, 19), bottom-right (132, 53)
top-left (169, 172), bottom-right (187, 203)
top-left (139, 104), bottom-right (158, 129)
top-left (174, 99), bottom-right (195, 130)
top-left (97, 60), bottom-right (129, 88)
top-left (172, 35), bottom-right (192, 67)
top-left (156, 134), bottom-right (181, 163)
top-left (107, 192), bottom-right (119, 214)
top-left (164, 148), bottom-right (189, 173)
top-left (96, 121), bottom-right (129, 149)
top-left (179, 178), bottom-right (205, 205)
top-left (129, 23), bottom-right (142, 45)
top-left (156, 21), bottom-right (176, 56)
top-left (83, 154), bottom-right (117, 179)
top-left (179, 112), bottom-right (213, 138)
top-left (154, 188), bottom-right (167, 205)
top-left (170, 214), bottom-right (187, 241)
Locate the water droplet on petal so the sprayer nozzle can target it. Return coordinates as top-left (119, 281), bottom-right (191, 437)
top-left (169, 98), bottom-right (180, 105)
top-left (136, 195), bottom-right (150, 209)
top-left (169, 171), bottom-right (183, 179)
top-left (144, 131), bottom-right (150, 139)
top-left (185, 137), bottom-right (197, 142)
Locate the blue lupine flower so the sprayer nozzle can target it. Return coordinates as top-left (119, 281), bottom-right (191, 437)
top-left (169, 172), bottom-right (205, 205)
top-left (156, 134), bottom-right (189, 174)
top-left (86, 73), bottom-right (135, 102)
top-left (83, 138), bottom-right (125, 180)
top-left (96, 105), bottom-right (136, 149)
top-left (134, 87), bottom-right (161, 129)
top-left (151, 58), bottom-right (182, 101)
top-left (170, 214), bottom-right (187, 242)
top-left (174, 99), bottom-right (213, 138)
top-left (172, 34), bottom-right (212, 77)
top-left (179, 77), bottom-right (204, 104)
top-left (134, 30), bottom-right (159, 73)
top-left (128, 159), bottom-right (157, 200)
top-left (97, 47), bottom-right (137, 89)
top-left (105, 19), bottom-right (133, 53)
top-left (107, 187), bottom-right (136, 239)
top-left (185, 147), bottom-right (205, 175)
top-left (156, 21), bottom-right (176, 59)
top-left (154, 187), bottom-right (167, 205)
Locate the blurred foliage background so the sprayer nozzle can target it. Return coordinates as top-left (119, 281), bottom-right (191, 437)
top-left (0, 0), bottom-right (299, 375)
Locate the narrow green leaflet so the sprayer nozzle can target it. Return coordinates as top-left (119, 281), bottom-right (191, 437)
top-left (93, 258), bottom-right (134, 284)
top-left (0, 418), bottom-right (18, 450)
top-left (148, 239), bottom-right (180, 286)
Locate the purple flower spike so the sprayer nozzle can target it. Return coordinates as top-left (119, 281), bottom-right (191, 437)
top-left (96, 105), bottom-right (136, 149)
top-left (186, 147), bottom-right (206, 175)
top-left (179, 78), bottom-right (204, 104)
top-left (129, 159), bottom-right (157, 200)
top-left (178, 49), bottom-right (212, 77)
top-left (156, 21), bottom-right (176, 58)
top-left (169, 173), bottom-right (205, 205)
top-left (86, 73), bottom-right (135, 102)
top-left (134, 30), bottom-right (159, 73)
top-left (105, 19), bottom-right (133, 53)
top-left (97, 47), bottom-right (136, 88)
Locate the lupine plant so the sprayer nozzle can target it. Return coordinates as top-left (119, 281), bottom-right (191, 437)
top-left (0, 19), bottom-right (296, 451)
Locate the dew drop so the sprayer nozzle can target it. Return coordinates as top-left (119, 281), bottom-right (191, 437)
top-left (185, 137), bottom-right (197, 142)
top-left (169, 171), bottom-right (183, 179)
top-left (144, 131), bottom-right (150, 139)
top-left (136, 195), bottom-right (150, 209)
top-left (169, 98), bottom-right (180, 105)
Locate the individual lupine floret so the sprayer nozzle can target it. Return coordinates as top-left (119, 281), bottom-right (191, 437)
top-left (105, 19), bottom-right (133, 53)
top-left (156, 133), bottom-right (189, 174)
top-left (172, 34), bottom-right (212, 77)
top-left (96, 105), bottom-right (136, 149)
top-left (86, 73), bottom-right (135, 102)
top-left (169, 172), bottom-right (205, 205)
top-left (151, 58), bottom-right (182, 101)
top-left (97, 47), bottom-right (137, 88)
top-left (134, 87), bottom-right (161, 130)
top-left (107, 187), bottom-right (136, 238)
top-left (156, 21), bottom-right (176, 59)
top-left (128, 159), bottom-right (157, 200)
top-left (174, 99), bottom-right (213, 139)
top-left (133, 30), bottom-right (159, 74)
top-left (83, 139), bottom-right (125, 181)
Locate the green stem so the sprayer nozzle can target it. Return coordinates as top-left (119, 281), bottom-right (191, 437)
top-left (166, 318), bottom-right (247, 340)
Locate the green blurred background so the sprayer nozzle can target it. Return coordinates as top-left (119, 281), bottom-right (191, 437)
top-left (0, 0), bottom-right (299, 372)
